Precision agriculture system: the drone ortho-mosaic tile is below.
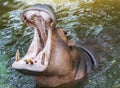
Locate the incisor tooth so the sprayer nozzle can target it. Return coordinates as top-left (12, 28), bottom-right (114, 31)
top-left (15, 49), bottom-right (20, 62)
top-left (24, 59), bottom-right (29, 64)
top-left (29, 59), bottom-right (33, 65)
top-left (24, 59), bottom-right (33, 64)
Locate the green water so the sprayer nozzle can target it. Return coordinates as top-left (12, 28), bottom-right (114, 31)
top-left (0, 0), bottom-right (120, 88)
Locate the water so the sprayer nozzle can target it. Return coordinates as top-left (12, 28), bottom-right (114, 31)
top-left (0, 0), bottom-right (120, 88)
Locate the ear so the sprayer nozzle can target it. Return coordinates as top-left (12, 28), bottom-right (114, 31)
top-left (68, 39), bottom-right (76, 46)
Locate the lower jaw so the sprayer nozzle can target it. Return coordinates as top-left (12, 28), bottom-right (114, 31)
top-left (12, 60), bottom-right (48, 76)
top-left (16, 67), bottom-right (48, 76)
top-left (12, 23), bottom-right (52, 76)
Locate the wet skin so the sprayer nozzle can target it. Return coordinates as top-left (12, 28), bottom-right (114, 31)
top-left (12, 4), bottom-right (104, 87)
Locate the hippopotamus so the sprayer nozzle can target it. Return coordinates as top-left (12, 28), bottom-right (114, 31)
top-left (12, 4), bottom-right (105, 87)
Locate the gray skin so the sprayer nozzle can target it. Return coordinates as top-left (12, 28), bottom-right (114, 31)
top-left (12, 4), bottom-right (104, 87)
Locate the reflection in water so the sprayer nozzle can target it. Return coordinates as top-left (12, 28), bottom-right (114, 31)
top-left (0, 0), bottom-right (120, 88)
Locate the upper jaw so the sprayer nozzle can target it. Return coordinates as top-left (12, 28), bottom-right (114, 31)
top-left (12, 5), bottom-right (55, 75)
top-left (21, 4), bottom-right (57, 27)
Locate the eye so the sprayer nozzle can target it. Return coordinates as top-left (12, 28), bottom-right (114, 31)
top-left (63, 30), bottom-right (67, 35)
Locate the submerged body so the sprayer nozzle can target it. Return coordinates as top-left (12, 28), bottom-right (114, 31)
top-left (12, 4), bottom-right (105, 87)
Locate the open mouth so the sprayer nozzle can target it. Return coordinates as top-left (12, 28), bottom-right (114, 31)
top-left (23, 9), bottom-right (50, 55)
top-left (12, 7), bottom-right (54, 76)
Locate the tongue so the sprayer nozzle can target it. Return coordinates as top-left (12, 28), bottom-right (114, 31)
top-left (23, 28), bottom-right (42, 59)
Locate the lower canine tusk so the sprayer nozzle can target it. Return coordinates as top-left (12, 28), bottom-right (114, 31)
top-left (41, 53), bottom-right (45, 65)
top-left (15, 49), bottom-right (20, 62)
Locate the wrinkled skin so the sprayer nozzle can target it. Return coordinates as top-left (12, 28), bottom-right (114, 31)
top-left (12, 4), bottom-right (105, 87)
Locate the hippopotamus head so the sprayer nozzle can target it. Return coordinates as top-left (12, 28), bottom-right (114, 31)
top-left (12, 4), bottom-right (101, 87)
top-left (12, 4), bottom-right (76, 76)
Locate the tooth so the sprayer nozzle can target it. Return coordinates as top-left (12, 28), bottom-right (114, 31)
top-left (41, 53), bottom-right (45, 65)
top-left (24, 59), bottom-right (29, 64)
top-left (31, 19), bottom-right (34, 22)
top-left (29, 59), bottom-right (33, 65)
top-left (24, 59), bottom-right (33, 65)
top-left (50, 22), bottom-right (54, 27)
top-left (15, 49), bottom-right (20, 62)
top-left (24, 20), bottom-right (27, 23)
